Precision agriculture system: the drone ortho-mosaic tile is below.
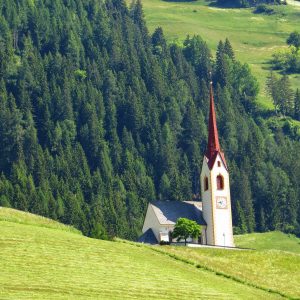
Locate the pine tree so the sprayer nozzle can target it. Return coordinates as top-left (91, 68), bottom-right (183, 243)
top-left (180, 100), bottom-right (202, 153)
top-left (183, 35), bottom-right (211, 81)
top-left (258, 207), bottom-right (266, 232)
top-left (238, 172), bottom-right (255, 232)
top-left (224, 38), bottom-right (235, 60)
top-left (235, 201), bottom-right (247, 234)
top-left (151, 27), bottom-right (167, 56)
top-left (267, 73), bottom-right (294, 116)
top-left (294, 89), bottom-right (300, 120)
top-left (215, 40), bottom-right (230, 87)
top-left (266, 71), bottom-right (280, 114)
top-left (279, 75), bottom-right (294, 116)
top-left (159, 173), bottom-right (171, 200)
top-left (130, 0), bottom-right (148, 43)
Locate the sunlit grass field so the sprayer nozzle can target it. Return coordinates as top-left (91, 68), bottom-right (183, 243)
top-left (0, 207), bottom-right (81, 234)
top-left (137, 0), bottom-right (300, 109)
top-left (161, 231), bottom-right (300, 299)
top-left (235, 230), bottom-right (300, 253)
top-left (0, 207), bottom-right (286, 299)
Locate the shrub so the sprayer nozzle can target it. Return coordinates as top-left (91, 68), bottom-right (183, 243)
top-left (159, 240), bottom-right (170, 245)
top-left (218, 0), bottom-right (284, 8)
top-left (270, 47), bottom-right (300, 73)
top-left (254, 4), bottom-right (275, 14)
top-left (74, 69), bottom-right (87, 80)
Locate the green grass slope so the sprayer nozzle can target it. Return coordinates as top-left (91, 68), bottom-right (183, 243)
top-left (0, 208), bottom-right (283, 299)
top-left (0, 207), bottom-right (81, 235)
top-left (161, 232), bottom-right (300, 299)
top-left (235, 231), bottom-right (300, 253)
top-left (138, 0), bottom-right (300, 109)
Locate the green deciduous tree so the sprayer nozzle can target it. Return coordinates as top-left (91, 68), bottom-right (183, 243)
top-left (287, 31), bottom-right (300, 52)
top-left (172, 218), bottom-right (201, 245)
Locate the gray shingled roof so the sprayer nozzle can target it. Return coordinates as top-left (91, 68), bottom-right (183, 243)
top-left (137, 228), bottom-right (158, 244)
top-left (150, 201), bottom-right (206, 226)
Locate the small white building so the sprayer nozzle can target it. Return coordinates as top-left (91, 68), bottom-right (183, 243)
top-left (139, 201), bottom-right (207, 244)
top-left (139, 82), bottom-right (235, 247)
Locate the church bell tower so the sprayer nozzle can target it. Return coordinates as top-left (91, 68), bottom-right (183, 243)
top-left (200, 82), bottom-right (234, 247)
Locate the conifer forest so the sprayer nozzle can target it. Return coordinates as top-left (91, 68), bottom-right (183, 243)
top-left (0, 0), bottom-right (299, 239)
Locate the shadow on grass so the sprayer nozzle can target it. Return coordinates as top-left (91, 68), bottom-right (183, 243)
top-left (162, 0), bottom-right (198, 2)
top-left (161, 0), bottom-right (230, 5)
top-left (256, 109), bottom-right (276, 119)
top-left (208, 1), bottom-right (242, 8)
top-left (261, 61), bottom-right (274, 71)
top-left (262, 61), bottom-right (300, 76)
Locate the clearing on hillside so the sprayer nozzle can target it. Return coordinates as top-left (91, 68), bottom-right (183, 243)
top-left (137, 0), bottom-right (300, 109)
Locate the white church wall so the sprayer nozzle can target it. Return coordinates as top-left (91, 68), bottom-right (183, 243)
top-left (142, 205), bottom-right (176, 243)
top-left (201, 159), bottom-right (215, 245)
top-left (210, 154), bottom-right (234, 247)
top-left (142, 204), bottom-right (162, 242)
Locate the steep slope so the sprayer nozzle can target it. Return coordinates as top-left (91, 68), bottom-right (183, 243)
top-left (0, 208), bottom-right (283, 299)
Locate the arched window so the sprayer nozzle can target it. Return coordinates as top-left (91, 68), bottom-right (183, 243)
top-left (217, 175), bottom-right (224, 190)
top-left (218, 161), bottom-right (221, 167)
top-left (204, 177), bottom-right (209, 191)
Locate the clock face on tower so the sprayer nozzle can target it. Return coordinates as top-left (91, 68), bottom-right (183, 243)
top-left (216, 196), bottom-right (227, 209)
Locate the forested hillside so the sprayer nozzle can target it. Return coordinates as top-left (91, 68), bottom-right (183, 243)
top-left (0, 0), bottom-right (299, 239)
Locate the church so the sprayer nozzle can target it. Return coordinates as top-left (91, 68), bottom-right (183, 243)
top-left (139, 83), bottom-right (235, 247)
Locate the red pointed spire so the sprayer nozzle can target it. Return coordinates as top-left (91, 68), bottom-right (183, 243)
top-left (205, 82), bottom-right (220, 159)
top-left (205, 82), bottom-right (227, 170)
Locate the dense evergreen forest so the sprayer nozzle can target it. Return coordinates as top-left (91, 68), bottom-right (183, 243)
top-left (0, 0), bottom-right (299, 239)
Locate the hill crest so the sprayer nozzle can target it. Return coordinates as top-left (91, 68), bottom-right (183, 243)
top-left (0, 206), bottom-right (81, 235)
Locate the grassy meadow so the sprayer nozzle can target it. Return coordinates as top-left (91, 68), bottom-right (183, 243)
top-left (137, 0), bottom-right (300, 109)
top-left (0, 207), bottom-right (81, 235)
top-left (235, 230), bottom-right (300, 253)
top-left (161, 232), bottom-right (300, 299)
top-left (0, 207), bottom-right (289, 299)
